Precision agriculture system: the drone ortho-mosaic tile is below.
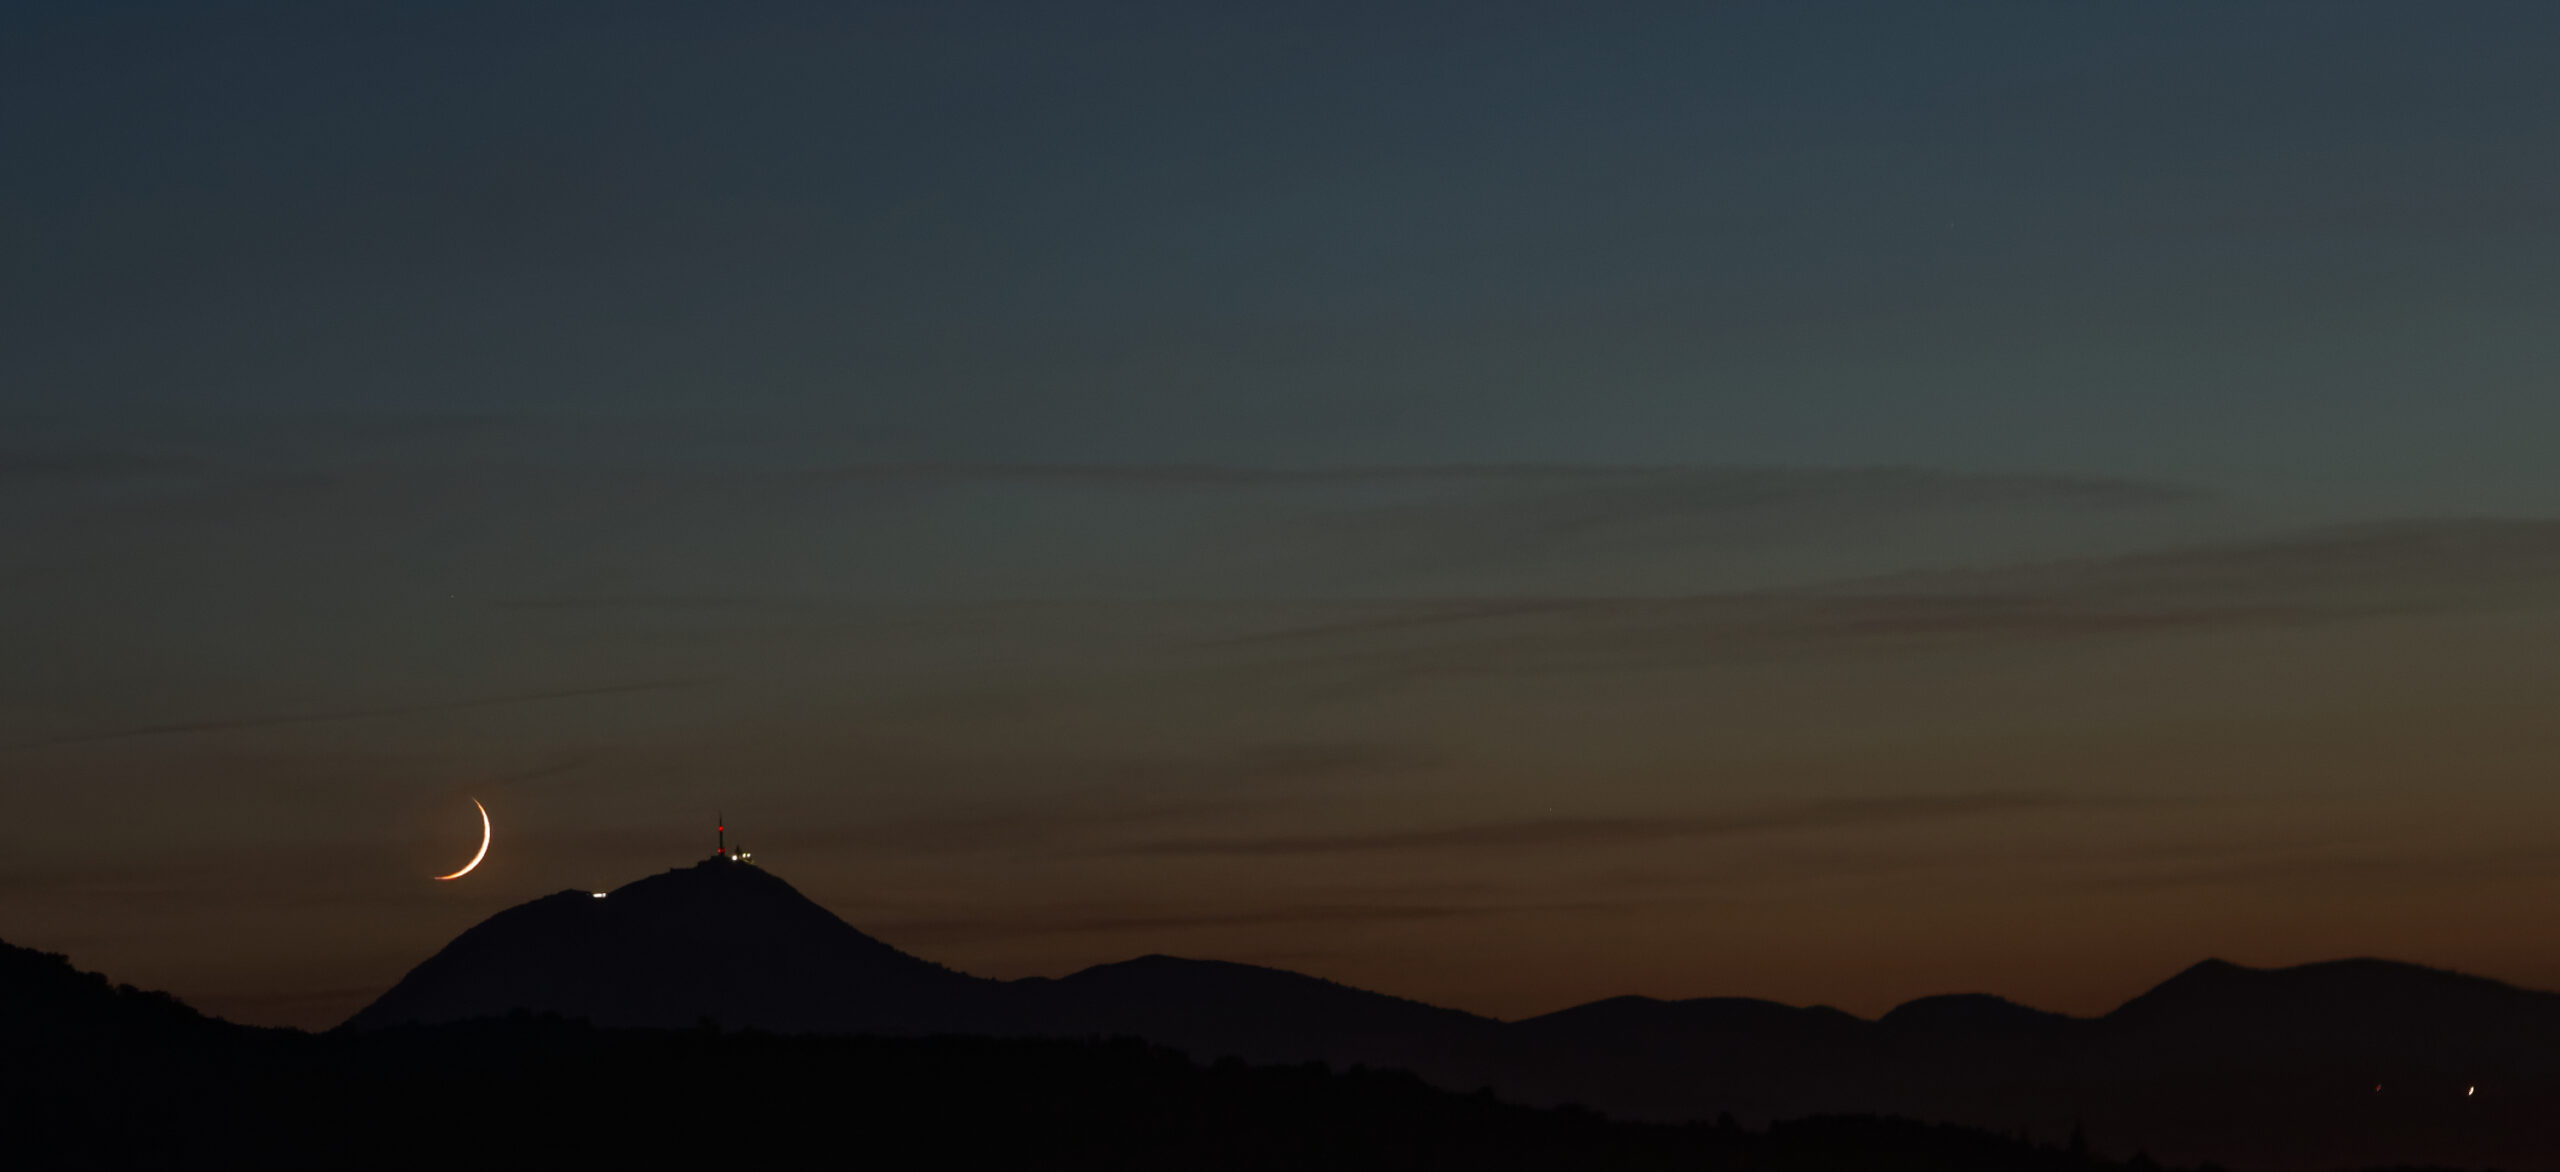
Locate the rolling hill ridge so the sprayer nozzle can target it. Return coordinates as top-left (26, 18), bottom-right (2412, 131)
top-left (333, 856), bottom-right (2560, 1170)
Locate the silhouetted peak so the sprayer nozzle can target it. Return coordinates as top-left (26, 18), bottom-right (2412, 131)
top-left (2109, 955), bottom-right (2534, 1024)
top-left (1056, 954), bottom-right (1293, 988)
top-left (1878, 992), bottom-right (2072, 1034)
top-left (628, 853), bottom-right (801, 892)
top-left (1052, 953), bottom-right (1495, 1024)
top-left (1068, 954), bottom-right (1379, 994)
top-left (1668, 995), bottom-right (1851, 1021)
top-left (1515, 994), bottom-right (1864, 1044)
top-left (1100, 953), bottom-right (1215, 970)
top-left (2174, 956), bottom-right (2246, 980)
top-left (343, 856), bottom-right (975, 1033)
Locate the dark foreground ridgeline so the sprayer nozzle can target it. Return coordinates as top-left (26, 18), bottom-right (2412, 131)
top-left (8, 939), bottom-right (2201, 1171)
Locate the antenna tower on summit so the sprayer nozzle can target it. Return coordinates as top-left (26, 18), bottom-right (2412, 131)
top-left (714, 812), bottom-right (754, 864)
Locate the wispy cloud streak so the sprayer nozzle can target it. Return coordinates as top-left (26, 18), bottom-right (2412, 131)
top-left (1116, 792), bottom-right (2063, 857)
top-left (1211, 518), bottom-right (2560, 664)
top-left (0, 678), bottom-right (717, 753)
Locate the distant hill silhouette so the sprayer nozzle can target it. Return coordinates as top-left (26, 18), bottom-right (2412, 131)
top-left (318, 857), bottom-right (2560, 1169)
top-left (2100, 956), bottom-right (2560, 1072)
top-left (5, 936), bottom-right (2210, 1172)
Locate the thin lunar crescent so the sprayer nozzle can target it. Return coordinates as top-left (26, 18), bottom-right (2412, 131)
top-left (433, 799), bottom-right (491, 881)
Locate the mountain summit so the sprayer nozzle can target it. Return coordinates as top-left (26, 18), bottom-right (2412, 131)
top-left (346, 856), bottom-right (991, 1034)
top-left (347, 856), bottom-right (1493, 1068)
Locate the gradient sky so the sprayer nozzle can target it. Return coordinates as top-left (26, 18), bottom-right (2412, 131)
top-left (8, 2), bottom-right (2560, 1031)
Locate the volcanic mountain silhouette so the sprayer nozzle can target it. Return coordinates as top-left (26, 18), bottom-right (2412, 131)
top-left (345, 856), bottom-right (993, 1034)
top-left (340, 857), bottom-right (2560, 1171)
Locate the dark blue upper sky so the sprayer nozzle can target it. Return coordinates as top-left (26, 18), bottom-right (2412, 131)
top-left (12, 3), bottom-right (2560, 498)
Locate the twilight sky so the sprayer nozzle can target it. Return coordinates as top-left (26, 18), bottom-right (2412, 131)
top-left (8, 2), bottom-right (2560, 1031)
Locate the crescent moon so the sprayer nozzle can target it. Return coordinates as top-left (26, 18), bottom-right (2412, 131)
top-left (433, 799), bottom-right (491, 881)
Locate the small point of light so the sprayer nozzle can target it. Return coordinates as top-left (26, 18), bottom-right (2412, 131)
top-left (593, 892), bottom-right (608, 898)
top-left (2468, 1085), bottom-right (2477, 1096)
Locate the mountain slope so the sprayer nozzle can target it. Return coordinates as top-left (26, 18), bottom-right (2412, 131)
top-left (1012, 953), bottom-right (1511, 1084)
top-left (344, 857), bottom-right (997, 1033)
